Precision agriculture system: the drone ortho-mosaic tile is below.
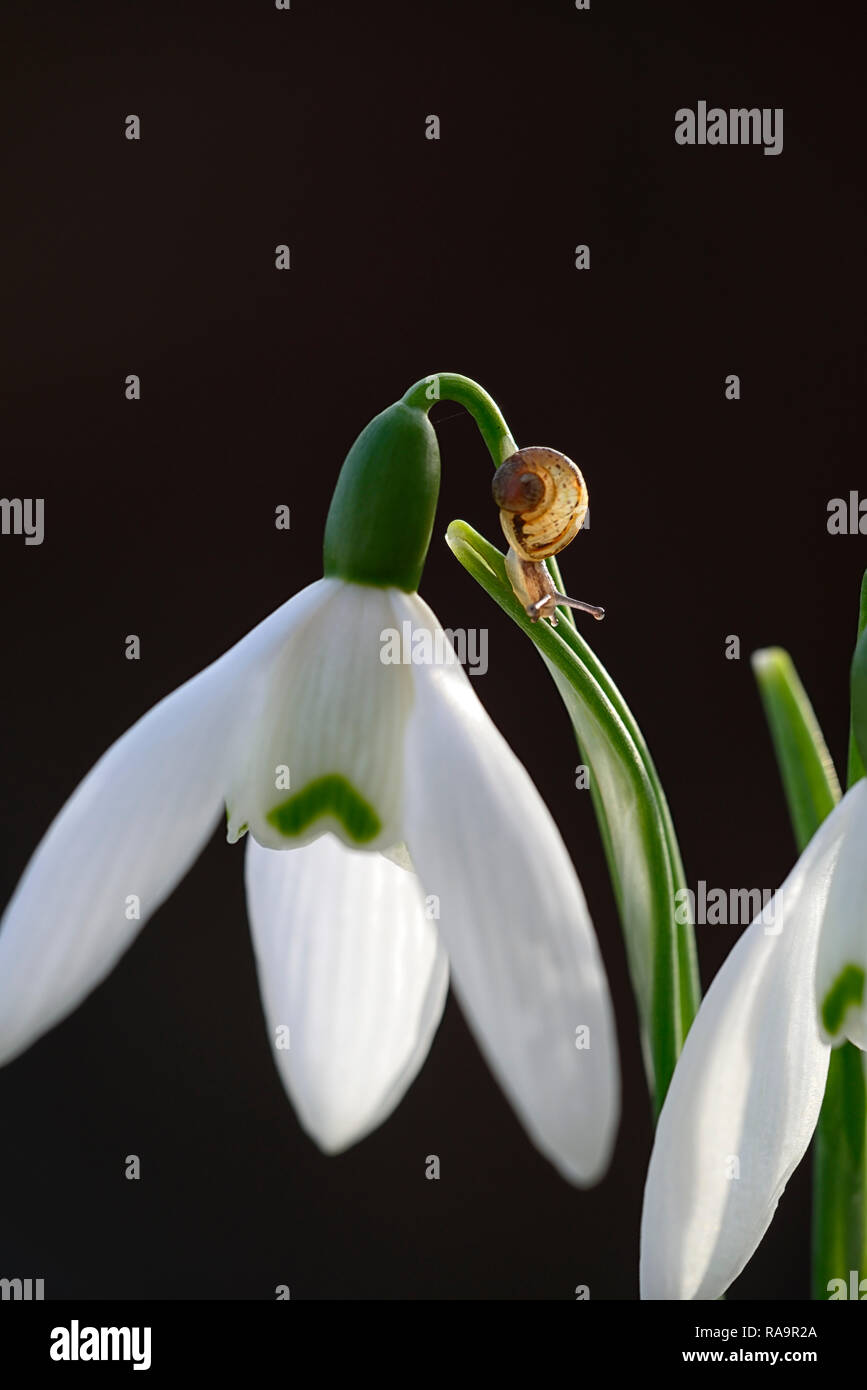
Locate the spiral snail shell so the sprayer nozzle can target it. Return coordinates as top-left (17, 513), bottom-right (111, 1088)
top-left (491, 446), bottom-right (588, 562)
top-left (491, 445), bottom-right (603, 625)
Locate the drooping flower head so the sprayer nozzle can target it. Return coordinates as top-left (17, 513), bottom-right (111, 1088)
top-left (0, 377), bottom-right (620, 1185)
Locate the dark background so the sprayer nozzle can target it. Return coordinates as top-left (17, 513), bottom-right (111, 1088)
top-left (0, 0), bottom-right (863, 1300)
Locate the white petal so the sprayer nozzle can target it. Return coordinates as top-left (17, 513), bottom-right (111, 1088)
top-left (245, 832), bottom-right (448, 1152)
top-left (393, 592), bottom-right (619, 1186)
top-left (638, 799), bottom-right (859, 1301)
top-left (815, 779), bottom-right (867, 1048)
top-left (0, 580), bottom-right (330, 1066)
top-left (229, 584), bottom-right (413, 853)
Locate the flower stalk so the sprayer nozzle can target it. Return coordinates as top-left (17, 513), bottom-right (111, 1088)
top-left (402, 374), bottom-right (517, 465)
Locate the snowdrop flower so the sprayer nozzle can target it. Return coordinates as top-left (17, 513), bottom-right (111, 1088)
top-left (0, 392), bottom-right (619, 1185)
top-left (640, 777), bottom-right (867, 1298)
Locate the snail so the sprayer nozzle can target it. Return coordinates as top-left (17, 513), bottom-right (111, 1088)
top-left (491, 446), bottom-right (604, 626)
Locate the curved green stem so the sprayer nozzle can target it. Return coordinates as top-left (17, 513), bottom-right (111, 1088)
top-left (402, 374), bottom-right (517, 464)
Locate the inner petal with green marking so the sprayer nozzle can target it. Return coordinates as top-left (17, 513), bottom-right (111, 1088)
top-left (267, 774), bottom-right (382, 844)
top-left (821, 964), bottom-right (865, 1037)
top-left (223, 581), bottom-right (413, 853)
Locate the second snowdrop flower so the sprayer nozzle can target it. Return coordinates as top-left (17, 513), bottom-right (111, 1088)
top-left (641, 760), bottom-right (867, 1298)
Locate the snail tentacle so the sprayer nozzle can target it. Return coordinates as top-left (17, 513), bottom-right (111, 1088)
top-left (504, 546), bottom-right (604, 628)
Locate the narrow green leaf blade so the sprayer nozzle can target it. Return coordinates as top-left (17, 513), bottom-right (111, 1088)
top-left (751, 622), bottom-right (860, 1301)
top-left (751, 647), bottom-right (841, 853)
top-left (447, 519), bottom-right (698, 1112)
top-left (849, 572), bottom-right (867, 786)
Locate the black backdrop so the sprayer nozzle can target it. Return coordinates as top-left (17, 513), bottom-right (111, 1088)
top-left (0, 0), bottom-right (863, 1300)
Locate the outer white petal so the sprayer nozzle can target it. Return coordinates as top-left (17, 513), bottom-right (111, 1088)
top-left (245, 832), bottom-right (448, 1152)
top-left (392, 592), bottom-right (619, 1187)
top-left (0, 580), bottom-right (331, 1067)
top-left (815, 779), bottom-right (867, 1049)
top-left (638, 797), bottom-right (861, 1301)
top-left (229, 584), bottom-right (413, 853)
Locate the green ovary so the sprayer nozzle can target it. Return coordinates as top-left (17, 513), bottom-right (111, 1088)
top-left (822, 965), bottom-right (866, 1036)
top-left (267, 774), bottom-right (382, 844)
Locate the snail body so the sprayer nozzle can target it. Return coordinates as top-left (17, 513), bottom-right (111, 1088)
top-left (491, 446), bottom-right (603, 626)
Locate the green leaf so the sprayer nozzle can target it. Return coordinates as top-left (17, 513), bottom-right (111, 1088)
top-left (751, 647), bottom-right (841, 853)
top-left (447, 519), bottom-right (699, 1115)
top-left (750, 611), bottom-right (865, 1301)
top-left (849, 572), bottom-right (867, 785)
top-left (542, 555), bottom-right (700, 1046)
top-left (813, 572), bottom-right (867, 1298)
